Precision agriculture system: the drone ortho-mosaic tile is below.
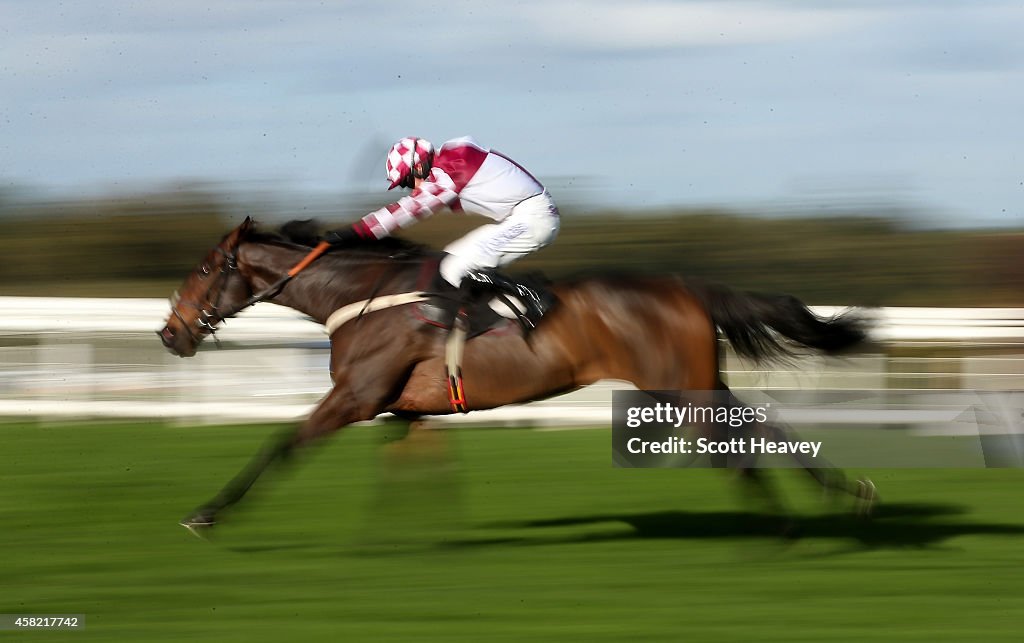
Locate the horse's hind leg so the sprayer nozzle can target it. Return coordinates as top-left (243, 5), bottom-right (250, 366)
top-left (709, 382), bottom-right (802, 535)
top-left (742, 392), bottom-right (878, 516)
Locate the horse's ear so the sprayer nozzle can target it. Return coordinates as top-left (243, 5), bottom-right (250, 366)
top-left (224, 216), bottom-right (255, 246)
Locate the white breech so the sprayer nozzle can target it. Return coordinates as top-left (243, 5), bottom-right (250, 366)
top-left (439, 191), bottom-right (560, 287)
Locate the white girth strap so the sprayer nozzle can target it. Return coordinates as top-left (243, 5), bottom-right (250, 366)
top-left (324, 292), bottom-right (428, 335)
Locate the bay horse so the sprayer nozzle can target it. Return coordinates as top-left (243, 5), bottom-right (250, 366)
top-left (159, 217), bottom-right (875, 533)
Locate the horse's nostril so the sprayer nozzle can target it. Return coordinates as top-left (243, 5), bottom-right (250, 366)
top-left (158, 327), bottom-right (175, 347)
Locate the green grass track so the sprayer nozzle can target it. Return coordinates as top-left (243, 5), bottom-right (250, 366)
top-left (2, 421), bottom-right (1023, 641)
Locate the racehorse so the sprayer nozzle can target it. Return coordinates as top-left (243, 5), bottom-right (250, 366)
top-left (159, 217), bottom-right (876, 534)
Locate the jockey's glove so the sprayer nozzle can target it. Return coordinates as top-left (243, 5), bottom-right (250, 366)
top-left (324, 227), bottom-right (362, 246)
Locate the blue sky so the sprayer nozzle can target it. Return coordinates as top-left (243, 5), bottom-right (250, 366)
top-left (1, 0), bottom-right (1022, 226)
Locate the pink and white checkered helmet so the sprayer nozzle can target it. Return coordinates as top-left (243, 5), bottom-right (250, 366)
top-left (385, 137), bottom-right (434, 190)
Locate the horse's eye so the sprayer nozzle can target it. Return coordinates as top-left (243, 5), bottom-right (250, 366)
top-left (199, 264), bottom-right (211, 277)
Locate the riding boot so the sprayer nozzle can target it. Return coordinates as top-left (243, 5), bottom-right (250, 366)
top-left (419, 272), bottom-right (465, 329)
top-left (463, 269), bottom-right (547, 330)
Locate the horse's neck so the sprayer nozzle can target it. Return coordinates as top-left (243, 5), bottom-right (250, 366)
top-left (238, 242), bottom-right (385, 324)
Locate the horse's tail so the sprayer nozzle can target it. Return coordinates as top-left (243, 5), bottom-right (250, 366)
top-left (687, 280), bottom-right (869, 362)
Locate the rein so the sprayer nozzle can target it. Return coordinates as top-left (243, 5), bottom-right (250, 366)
top-left (217, 240), bottom-right (423, 321)
top-left (174, 240), bottom-right (331, 348)
top-left (217, 240), bottom-right (331, 320)
top-left (173, 235), bottom-right (426, 347)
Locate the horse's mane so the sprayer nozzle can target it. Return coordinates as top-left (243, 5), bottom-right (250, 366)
top-left (245, 219), bottom-right (434, 258)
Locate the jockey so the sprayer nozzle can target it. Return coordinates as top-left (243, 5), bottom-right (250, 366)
top-left (327, 136), bottom-right (560, 327)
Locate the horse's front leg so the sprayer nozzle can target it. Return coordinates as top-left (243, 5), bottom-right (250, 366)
top-left (181, 378), bottom-right (380, 534)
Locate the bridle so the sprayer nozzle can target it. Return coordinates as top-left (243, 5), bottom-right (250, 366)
top-left (168, 245), bottom-right (240, 347)
top-left (162, 234), bottom-right (332, 350)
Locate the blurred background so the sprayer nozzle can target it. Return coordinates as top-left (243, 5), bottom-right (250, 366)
top-left (1, 0), bottom-right (1022, 422)
top-left (1, 0), bottom-right (1021, 301)
top-left (2, 1), bottom-right (1024, 421)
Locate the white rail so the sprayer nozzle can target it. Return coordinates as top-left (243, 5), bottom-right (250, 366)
top-left (0, 297), bottom-right (1021, 424)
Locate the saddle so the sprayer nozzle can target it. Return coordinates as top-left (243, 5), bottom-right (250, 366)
top-left (409, 263), bottom-right (559, 413)
top-left (414, 265), bottom-right (557, 338)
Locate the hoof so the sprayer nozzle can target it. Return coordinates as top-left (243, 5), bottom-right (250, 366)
top-left (180, 510), bottom-right (217, 539)
top-left (854, 478), bottom-right (878, 517)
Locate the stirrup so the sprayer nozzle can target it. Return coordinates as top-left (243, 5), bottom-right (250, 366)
top-left (420, 293), bottom-right (462, 329)
top-left (419, 273), bottom-right (462, 329)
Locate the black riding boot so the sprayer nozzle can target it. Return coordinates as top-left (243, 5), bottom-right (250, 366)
top-left (419, 272), bottom-right (465, 329)
top-left (463, 269), bottom-right (547, 330)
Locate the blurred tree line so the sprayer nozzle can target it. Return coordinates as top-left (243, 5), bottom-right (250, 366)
top-left (0, 187), bottom-right (1019, 305)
